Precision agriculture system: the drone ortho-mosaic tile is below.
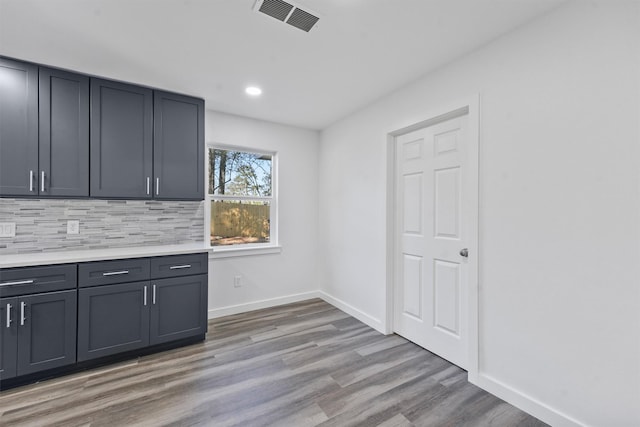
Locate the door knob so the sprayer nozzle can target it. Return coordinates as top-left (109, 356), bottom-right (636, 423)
top-left (459, 248), bottom-right (469, 258)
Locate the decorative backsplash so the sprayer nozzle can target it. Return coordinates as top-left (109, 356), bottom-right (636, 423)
top-left (0, 199), bottom-right (204, 255)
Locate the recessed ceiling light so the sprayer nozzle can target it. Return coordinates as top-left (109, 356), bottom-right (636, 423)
top-left (245, 86), bottom-right (262, 96)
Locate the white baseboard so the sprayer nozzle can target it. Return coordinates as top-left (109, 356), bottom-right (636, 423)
top-left (471, 373), bottom-right (585, 427)
top-left (317, 291), bottom-right (386, 334)
top-left (208, 291), bottom-right (321, 319)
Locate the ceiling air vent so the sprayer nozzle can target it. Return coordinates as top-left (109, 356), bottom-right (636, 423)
top-left (254, 0), bottom-right (320, 32)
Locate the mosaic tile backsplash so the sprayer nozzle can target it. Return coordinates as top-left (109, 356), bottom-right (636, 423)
top-left (0, 199), bottom-right (204, 255)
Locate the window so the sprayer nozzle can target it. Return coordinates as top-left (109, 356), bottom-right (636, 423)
top-left (207, 146), bottom-right (276, 249)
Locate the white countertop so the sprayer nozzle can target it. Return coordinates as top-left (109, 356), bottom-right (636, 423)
top-left (0, 243), bottom-right (212, 268)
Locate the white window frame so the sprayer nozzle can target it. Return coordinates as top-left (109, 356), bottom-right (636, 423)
top-left (205, 143), bottom-right (280, 258)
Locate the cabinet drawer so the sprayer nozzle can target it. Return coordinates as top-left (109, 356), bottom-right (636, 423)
top-left (78, 258), bottom-right (150, 287)
top-left (150, 253), bottom-right (208, 279)
top-left (0, 264), bottom-right (77, 297)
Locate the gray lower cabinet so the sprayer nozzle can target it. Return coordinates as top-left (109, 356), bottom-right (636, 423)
top-left (77, 253), bottom-right (208, 362)
top-left (77, 281), bottom-right (150, 362)
top-left (17, 291), bottom-right (77, 376)
top-left (0, 291), bottom-right (77, 381)
top-left (150, 275), bottom-right (207, 345)
top-left (0, 297), bottom-right (19, 381)
top-left (0, 57), bottom-right (38, 196)
top-left (2, 253), bottom-right (207, 385)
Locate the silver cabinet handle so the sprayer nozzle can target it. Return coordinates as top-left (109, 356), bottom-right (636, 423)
top-left (459, 248), bottom-right (469, 258)
top-left (41, 171), bottom-right (45, 192)
top-left (143, 286), bottom-right (148, 306)
top-left (0, 279), bottom-right (35, 287)
top-left (146, 177), bottom-right (150, 195)
top-left (102, 270), bottom-right (129, 276)
top-left (169, 264), bottom-right (191, 270)
top-left (156, 178), bottom-right (160, 196)
top-left (29, 170), bottom-right (34, 192)
top-left (20, 302), bottom-right (26, 326)
top-left (152, 284), bottom-right (156, 305)
top-left (6, 304), bottom-right (11, 328)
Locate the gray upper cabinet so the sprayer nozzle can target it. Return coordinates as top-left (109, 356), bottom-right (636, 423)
top-left (39, 67), bottom-right (89, 197)
top-left (153, 91), bottom-right (205, 200)
top-left (1, 56), bottom-right (204, 201)
top-left (0, 58), bottom-right (38, 197)
top-left (90, 78), bottom-right (153, 199)
top-left (0, 58), bottom-right (90, 198)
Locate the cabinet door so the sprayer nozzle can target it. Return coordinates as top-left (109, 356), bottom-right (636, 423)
top-left (0, 58), bottom-right (38, 196)
top-left (78, 281), bottom-right (150, 362)
top-left (39, 67), bottom-right (89, 197)
top-left (90, 78), bottom-right (153, 199)
top-left (153, 91), bottom-right (204, 200)
top-left (16, 290), bottom-right (77, 376)
top-left (150, 274), bottom-right (207, 345)
top-left (0, 297), bottom-right (18, 382)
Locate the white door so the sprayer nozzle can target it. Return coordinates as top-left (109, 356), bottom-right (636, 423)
top-left (394, 114), bottom-right (473, 369)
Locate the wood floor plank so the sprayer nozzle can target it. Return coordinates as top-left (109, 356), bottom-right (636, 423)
top-left (0, 298), bottom-right (548, 427)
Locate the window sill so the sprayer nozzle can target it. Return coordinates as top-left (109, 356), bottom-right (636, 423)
top-left (209, 245), bottom-right (282, 259)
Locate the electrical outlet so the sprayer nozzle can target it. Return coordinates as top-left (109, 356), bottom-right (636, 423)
top-left (233, 275), bottom-right (242, 288)
top-left (67, 220), bottom-right (80, 235)
top-left (0, 222), bottom-right (16, 238)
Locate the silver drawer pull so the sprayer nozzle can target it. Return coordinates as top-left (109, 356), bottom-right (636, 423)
top-left (6, 304), bottom-right (12, 328)
top-left (41, 171), bottom-right (46, 192)
top-left (102, 270), bottom-right (129, 276)
top-left (20, 302), bottom-right (26, 326)
top-left (0, 279), bottom-right (35, 287)
top-left (169, 264), bottom-right (191, 270)
top-left (153, 284), bottom-right (156, 305)
top-left (143, 285), bottom-right (148, 306)
top-left (29, 170), bottom-right (34, 192)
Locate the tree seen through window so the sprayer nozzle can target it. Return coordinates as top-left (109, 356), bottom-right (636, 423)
top-left (208, 148), bottom-right (274, 246)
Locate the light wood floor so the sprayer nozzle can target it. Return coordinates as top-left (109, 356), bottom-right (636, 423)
top-left (0, 299), bottom-right (547, 426)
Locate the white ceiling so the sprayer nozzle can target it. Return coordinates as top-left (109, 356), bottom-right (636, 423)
top-left (0, 0), bottom-right (565, 130)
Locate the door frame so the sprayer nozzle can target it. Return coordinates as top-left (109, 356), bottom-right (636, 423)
top-left (385, 94), bottom-right (480, 379)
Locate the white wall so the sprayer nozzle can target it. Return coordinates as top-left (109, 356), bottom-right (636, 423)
top-left (206, 111), bottom-right (320, 317)
top-left (318, 1), bottom-right (640, 426)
